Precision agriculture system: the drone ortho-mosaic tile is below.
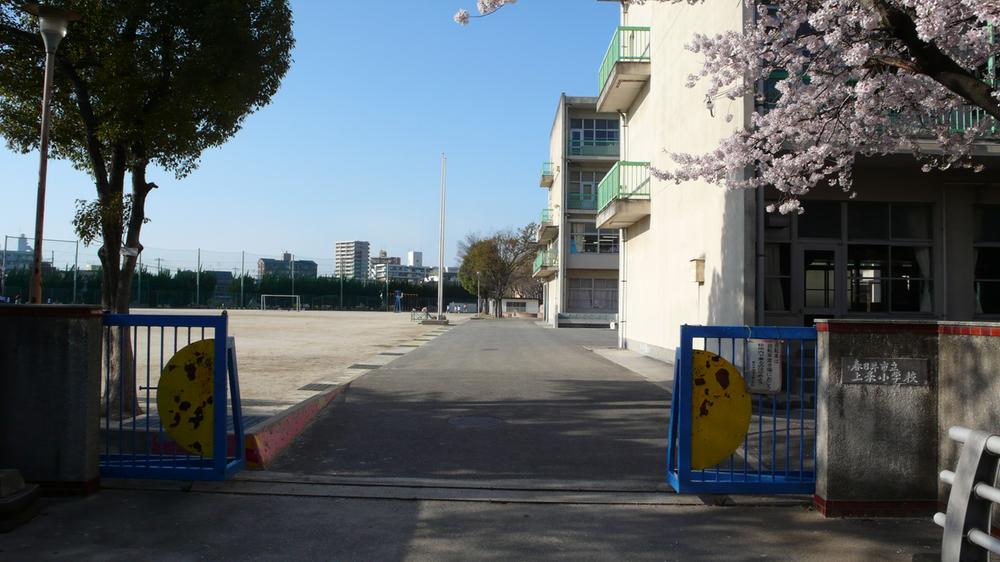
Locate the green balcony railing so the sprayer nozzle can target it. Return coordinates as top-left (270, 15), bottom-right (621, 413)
top-left (597, 161), bottom-right (651, 213)
top-left (567, 192), bottom-right (597, 211)
top-left (568, 139), bottom-right (620, 157)
top-left (598, 26), bottom-right (651, 95)
top-left (532, 248), bottom-right (558, 275)
top-left (541, 162), bottom-right (554, 176)
top-left (945, 105), bottom-right (997, 135)
top-left (540, 208), bottom-right (553, 224)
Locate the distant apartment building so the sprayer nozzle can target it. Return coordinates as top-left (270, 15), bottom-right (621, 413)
top-left (534, 95), bottom-right (621, 327)
top-left (1, 234), bottom-right (35, 271)
top-left (335, 241), bottom-right (371, 280)
top-left (1, 234), bottom-right (56, 274)
top-left (257, 252), bottom-right (318, 279)
top-left (426, 266), bottom-right (459, 284)
top-left (369, 249), bottom-right (401, 279)
top-left (372, 263), bottom-right (432, 284)
top-left (406, 251), bottom-right (423, 267)
top-left (578, 2), bottom-right (1000, 361)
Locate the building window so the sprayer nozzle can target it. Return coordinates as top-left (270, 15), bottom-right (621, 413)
top-left (568, 171), bottom-right (602, 210)
top-left (763, 199), bottom-right (935, 318)
top-left (846, 203), bottom-right (933, 313)
top-left (798, 201), bottom-right (842, 239)
top-left (975, 205), bottom-right (1000, 315)
top-left (505, 301), bottom-right (527, 313)
top-left (570, 222), bottom-right (619, 254)
top-left (568, 278), bottom-right (618, 312)
top-left (764, 243), bottom-right (792, 311)
top-left (569, 118), bottom-right (619, 156)
top-left (764, 211), bottom-right (792, 312)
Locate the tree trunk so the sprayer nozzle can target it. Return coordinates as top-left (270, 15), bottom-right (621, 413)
top-left (101, 157), bottom-right (153, 420)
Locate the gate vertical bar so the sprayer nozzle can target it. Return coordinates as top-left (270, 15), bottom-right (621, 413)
top-left (213, 313), bottom-right (228, 475)
top-left (678, 325), bottom-right (694, 487)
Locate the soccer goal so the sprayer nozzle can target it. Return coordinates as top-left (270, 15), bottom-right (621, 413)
top-left (260, 294), bottom-right (301, 311)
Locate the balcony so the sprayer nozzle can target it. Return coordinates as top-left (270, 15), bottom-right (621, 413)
top-left (595, 161), bottom-right (651, 229)
top-left (567, 192), bottom-right (598, 211)
top-left (943, 105), bottom-right (997, 135)
top-left (568, 139), bottom-right (619, 158)
top-left (536, 208), bottom-right (558, 244)
top-left (540, 162), bottom-right (554, 188)
top-left (596, 26), bottom-right (651, 114)
top-left (532, 248), bottom-right (558, 278)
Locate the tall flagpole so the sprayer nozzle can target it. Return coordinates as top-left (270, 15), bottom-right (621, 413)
top-left (438, 153), bottom-right (446, 320)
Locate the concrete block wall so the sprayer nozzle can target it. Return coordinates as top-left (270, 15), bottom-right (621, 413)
top-left (815, 320), bottom-right (939, 516)
top-left (0, 306), bottom-right (103, 493)
top-left (815, 319), bottom-right (1000, 517)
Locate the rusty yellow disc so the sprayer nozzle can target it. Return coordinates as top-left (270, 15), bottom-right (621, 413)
top-left (691, 350), bottom-right (752, 470)
top-left (157, 339), bottom-right (215, 457)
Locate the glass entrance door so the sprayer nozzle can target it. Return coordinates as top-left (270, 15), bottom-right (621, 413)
top-left (799, 245), bottom-right (839, 323)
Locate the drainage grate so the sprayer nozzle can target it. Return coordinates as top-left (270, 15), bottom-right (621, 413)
top-left (379, 352), bottom-right (405, 356)
top-left (299, 383), bottom-right (336, 391)
top-left (348, 364), bottom-right (381, 370)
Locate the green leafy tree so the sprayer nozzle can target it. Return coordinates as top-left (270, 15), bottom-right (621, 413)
top-left (0, 0), bottom-right (293, 416)
top-left (458, 225), bottom-right (537, 316)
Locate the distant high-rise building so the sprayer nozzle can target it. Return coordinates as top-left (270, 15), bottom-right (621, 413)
top-left (369, 249), bottom-right (401, 279)
top-left (406, 250), bottom-right (423, 267)
top-left (334, 241), bottom-right (371, 280)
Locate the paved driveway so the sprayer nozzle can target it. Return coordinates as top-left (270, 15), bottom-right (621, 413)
top-left (270, 319), bottom-right (672, 485)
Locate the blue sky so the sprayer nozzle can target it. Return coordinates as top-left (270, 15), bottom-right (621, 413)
top-left (0, 0), bottom-right (620, 273)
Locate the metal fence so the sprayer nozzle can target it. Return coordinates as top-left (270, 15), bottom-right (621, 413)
top-left (100, 312), bottom-right (245, 480)
top-left (936, 426), bottom-right (1000, 560)
top-left (598, 26), bottom-right (651, 93)
top-left (597, 161), bottom-right (651, 213)
top-left (666, 325), bottom-right (818, 494)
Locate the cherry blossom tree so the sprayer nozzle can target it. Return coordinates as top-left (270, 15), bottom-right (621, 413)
top-left (455, 0), bottom-right (1000, 213)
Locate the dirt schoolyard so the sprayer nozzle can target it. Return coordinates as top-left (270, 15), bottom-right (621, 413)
top-left (127, 308), bottom-right (469, 415)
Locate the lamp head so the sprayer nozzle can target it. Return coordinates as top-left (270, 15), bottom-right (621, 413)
top-left (21, 3), bottom-right (81, 53)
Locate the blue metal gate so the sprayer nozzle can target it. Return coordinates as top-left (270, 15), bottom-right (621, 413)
top-left (100, 312), bottom-right (245, 480)
top-left (666, 325), bottom-right (817, 494)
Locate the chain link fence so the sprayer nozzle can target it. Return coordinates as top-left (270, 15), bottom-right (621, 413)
top-left (0, 236), bottom-right (474, 310)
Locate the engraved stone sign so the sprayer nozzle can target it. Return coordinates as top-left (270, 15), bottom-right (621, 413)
top-left (747, 339), bottom-right (782, 394)
top-left (841, 358), bottom-right (929, 386)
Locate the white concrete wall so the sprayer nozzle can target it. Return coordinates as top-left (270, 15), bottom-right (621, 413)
top-left (502, 298), bottom-right (540, 315)
top-left (542, 96), bottom-right (567, 326)
top-left (619, 2), bottom-right (755, 361)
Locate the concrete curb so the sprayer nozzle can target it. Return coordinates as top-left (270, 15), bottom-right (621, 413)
top-left (242, 322), bottom-right (462, 468)
top-left (243, 382), bottom-right (350, 470)
top-left (98, 322), bottom-right (459, 475)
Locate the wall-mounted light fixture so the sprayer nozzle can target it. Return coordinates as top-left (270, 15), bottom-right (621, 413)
top-left (690, 257), bottom-right (705, 285)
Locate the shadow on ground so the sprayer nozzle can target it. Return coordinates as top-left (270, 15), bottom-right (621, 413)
top-left (269, 320), bottom-right (671, 484)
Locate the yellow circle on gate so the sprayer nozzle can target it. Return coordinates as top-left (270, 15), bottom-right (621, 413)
top-left (157, 339), bottom-right (216, 458)
top-left (691, 350), bottom-right (752, 470)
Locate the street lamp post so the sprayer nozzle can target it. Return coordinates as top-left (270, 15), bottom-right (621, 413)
top-left (476, 271), bottom-right (480, 316)
top-left (22, 3), bottom-right (81, 304)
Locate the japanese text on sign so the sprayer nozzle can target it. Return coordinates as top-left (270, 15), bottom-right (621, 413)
top-left (747, 339), bottom-right (782, 394)
top-left (841, 358), bottom-right (928, 386)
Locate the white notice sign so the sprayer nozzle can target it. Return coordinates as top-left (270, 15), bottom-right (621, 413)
top-left (747, 339), bottom-right (782, 394)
